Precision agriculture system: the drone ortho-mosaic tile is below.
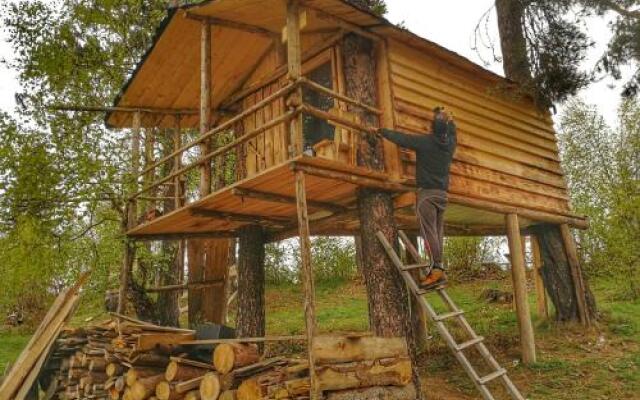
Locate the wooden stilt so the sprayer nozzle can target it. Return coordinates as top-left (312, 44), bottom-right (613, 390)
top-left (559, 224), bottom-right (590, 327)
top-left (118, 111), bottom-right (141, 315)
top-left (200, 21), bottom-right (212, 197)
top-left (505, 214), bottom-right (536, 365)
top-left (294, 170), bottom-right (319, 399)
top-left (286, 0), bottom-right (304, 156)
top-left (531, 235), bottom-right (548, 320)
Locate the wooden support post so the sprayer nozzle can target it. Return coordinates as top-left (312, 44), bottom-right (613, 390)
top-left (286, 0), bottom-right (304, 156)
top-left (375, 39), bottom-right (401, 179)
top-left (144, 129), bottom-right (156, 214)
top-left (505, 214), bottom-right (536, 365)
top-left (119, 111), bottom-right (141, 315)
top-left (200, 21), bottom-right (212, 197)
top-left (531, 235), bottom-right (548, 320)
top-left (559, 224), bottom-right (590, 327)
top-left (294, 170), bottom-right (319, 399)
top-left (173, 123), bottom-right (185, 284)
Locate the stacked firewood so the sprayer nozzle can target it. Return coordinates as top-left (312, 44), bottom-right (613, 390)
top-left (42, 319), bottom-right (414, 400)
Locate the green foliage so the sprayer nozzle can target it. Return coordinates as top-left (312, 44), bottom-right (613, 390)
top-left (265, 237), bottom-right (357, 285)
top-left (344, 0), bottom-right (388, 16)
top-left (559, 99), bottom-right (640, 298)
top-left (443, 236), bottom-right (506, 281)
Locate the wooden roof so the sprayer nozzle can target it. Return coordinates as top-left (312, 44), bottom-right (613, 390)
top-left (107, 0), bottom-right (513, 129)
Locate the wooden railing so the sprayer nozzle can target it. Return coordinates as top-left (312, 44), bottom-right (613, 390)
top-left (127, 78), bottom-right (381, 227)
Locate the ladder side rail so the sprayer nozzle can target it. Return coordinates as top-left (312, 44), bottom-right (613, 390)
top-left (438, 290), bottom-right (526, 400)
top-left (376, 232), bottom-right (496, 400)
top-left (398, 230), bottom-right (422, 263)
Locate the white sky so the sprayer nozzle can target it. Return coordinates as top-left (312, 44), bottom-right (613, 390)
top-left (0, 0), bottom-right (631, 124)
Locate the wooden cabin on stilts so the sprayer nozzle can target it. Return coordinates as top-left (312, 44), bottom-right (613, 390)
top-left (73, 0), bottom-right (592, 398)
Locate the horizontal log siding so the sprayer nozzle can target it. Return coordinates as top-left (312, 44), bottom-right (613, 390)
top-left (387, 40), bottom-right (572, 216)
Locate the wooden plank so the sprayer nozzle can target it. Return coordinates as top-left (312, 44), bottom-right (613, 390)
top-left (180, 335), bottom-right (307, 345)
top-left (560, 224), bottom-right (590, 327)
top-left (200, 21), bottom-right (213, 197)
top-left (136, 333), bottom-right (196, 352)
top-left (232, 187), bottom-right (347, 213)
top-left (505, 214), bottom-right (536, 365)
top-left (376, 38), bottom-right (402, 179)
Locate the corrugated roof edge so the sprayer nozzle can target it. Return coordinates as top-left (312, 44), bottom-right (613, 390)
top-left (106, 0), bottom-right (516, 128)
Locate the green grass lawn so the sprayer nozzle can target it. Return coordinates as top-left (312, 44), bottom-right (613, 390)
top-left (1, 276), bottom-right (639, 399)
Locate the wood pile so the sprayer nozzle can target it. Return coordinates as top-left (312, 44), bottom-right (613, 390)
top-left (0, 273), bottom-right (88, 400)
top-left (21, 314), bottom-right (415, 400)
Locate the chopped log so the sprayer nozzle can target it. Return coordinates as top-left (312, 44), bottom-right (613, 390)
top-left (311, 336), bottom-right (408, 365)
top-left (213, 343), bottom-right (260, 374)
top-left (219, 390), bottom-right (237, 400)
top-left (127, 367), bottom-right (164, 387)
top-left (155, 381), bottom-right (181, 400)
top-left (130, 374), bottom-right (165, 400)
top-left (199, 373), bottom-right (221, 400)
top-left (137, 333), bottom-right (196, 352)
top-left (131, 353), bottom-right (171, 368)
top-left (324, 385), bottom-right (416, 400)
top-left (165, 360), bottom-right (208, 382)
top-left (169, 356), bottom-right (216, 371)
top-left (267, 377), bottom-right (310, 398)
top-left (316, 357), bottom-right (412, 391)
top-left (236, 378), bottom-right (260, 400)
top-left (185, 390), bottom-right (202, 400)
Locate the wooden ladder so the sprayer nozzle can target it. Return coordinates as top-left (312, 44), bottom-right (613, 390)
top-left (376, 230), bottom-right (526, 400)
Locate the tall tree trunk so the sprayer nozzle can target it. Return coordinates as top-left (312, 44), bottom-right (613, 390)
top-left (530, 225), bottom-right (597, 321)
top-left (343, 33), bottom-right (423, 399)
top-left (236, 225), bottom-right (266, 338)
top-left (495, 0), bottom-right (532, 85)
top-left (495, 2), bottom-right (597, 323)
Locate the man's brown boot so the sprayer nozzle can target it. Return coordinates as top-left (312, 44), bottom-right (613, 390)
top-left (420, 268), bottom-right (448, 290)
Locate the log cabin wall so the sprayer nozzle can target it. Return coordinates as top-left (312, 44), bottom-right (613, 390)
top-left (386, 39), bottom-right (573, 218)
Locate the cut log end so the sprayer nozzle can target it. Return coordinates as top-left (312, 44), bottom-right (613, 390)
top-left (213, 343), bottom-right (260, 374)
top-left (199, 372), bottom-right (221, 400)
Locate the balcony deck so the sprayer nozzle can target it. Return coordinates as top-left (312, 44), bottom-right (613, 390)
top-left (126, 155), bottom-right (555, 241)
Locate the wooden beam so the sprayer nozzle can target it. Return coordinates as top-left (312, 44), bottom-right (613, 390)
top-left (190, 208), bottom-right (291, 226)
top-left (130, 231), bottom-right (238, 241)
top-left (306, 5), bottom-right (381, 42)
top-left (186, 14), bottom-right (279, 39)
top-left (531, 235), bottom-right (549, 320)
top-left (300, 77), bottom-right (382, 115)
top-left (376, 38), bottom-right (402, 179)
top-left (559, 224), bottom-right (590, 327)
top-left (200, 21), bottom-right (212, 197)
top-left (180, 336), bottom-right (307, 345)
top-left (231, 187), bottom-right (348, 213)
top-left (50, 105), bottom-right (199, 115)
top-left (505, 214), bottom-right (536, 365)
top-left (294, 170), bottom-right (319, 399)
top-left (145, 279), bottom-right (224, 293)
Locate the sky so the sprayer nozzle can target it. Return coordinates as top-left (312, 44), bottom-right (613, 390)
top-left (0, 0), bottom-right (632, 125)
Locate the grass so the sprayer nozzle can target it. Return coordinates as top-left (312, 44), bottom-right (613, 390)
top-left (1, 276), bottom-right (639, 399)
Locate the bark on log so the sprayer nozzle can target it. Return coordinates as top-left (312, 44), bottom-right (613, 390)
top-left (316, 357), bottom-right (412, 392)
top-left (213, 343), bottom-right (260, 374)
top-left (126, 368), bottom-right (164, 387)
top-left (312, 335), bottom-right (408, 365)
top-left (199, 373), bottom-right (221, 400)
top-left (324, 384), bottom-right (416, 400)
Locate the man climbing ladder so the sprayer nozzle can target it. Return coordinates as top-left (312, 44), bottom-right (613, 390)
top-left (376, 107), bottom-right (457, 289)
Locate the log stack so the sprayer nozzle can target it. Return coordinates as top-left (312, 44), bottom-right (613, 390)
top-left (38, 322), bottom-right (415, 400)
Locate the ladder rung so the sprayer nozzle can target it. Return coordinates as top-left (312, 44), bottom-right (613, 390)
top-left (434, 310), bottom-right (464, 321)
top-left (478, 368), bottom-right (507, 385)
top-left (455, 336), bottom-right (484, 352)
top-left (401, 263), bottom-right (430, 271)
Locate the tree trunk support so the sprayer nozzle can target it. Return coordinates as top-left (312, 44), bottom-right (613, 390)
top-left (505, 214), bottom-right (536, 365)
top-left (531, 235), bottom-right (549, 320)
top-left (118, 111), bottom-right (141, 314)
top-left (559, 224), bottom-right (591, 327)
top-left (200, 20), bottom-right (212, 197)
